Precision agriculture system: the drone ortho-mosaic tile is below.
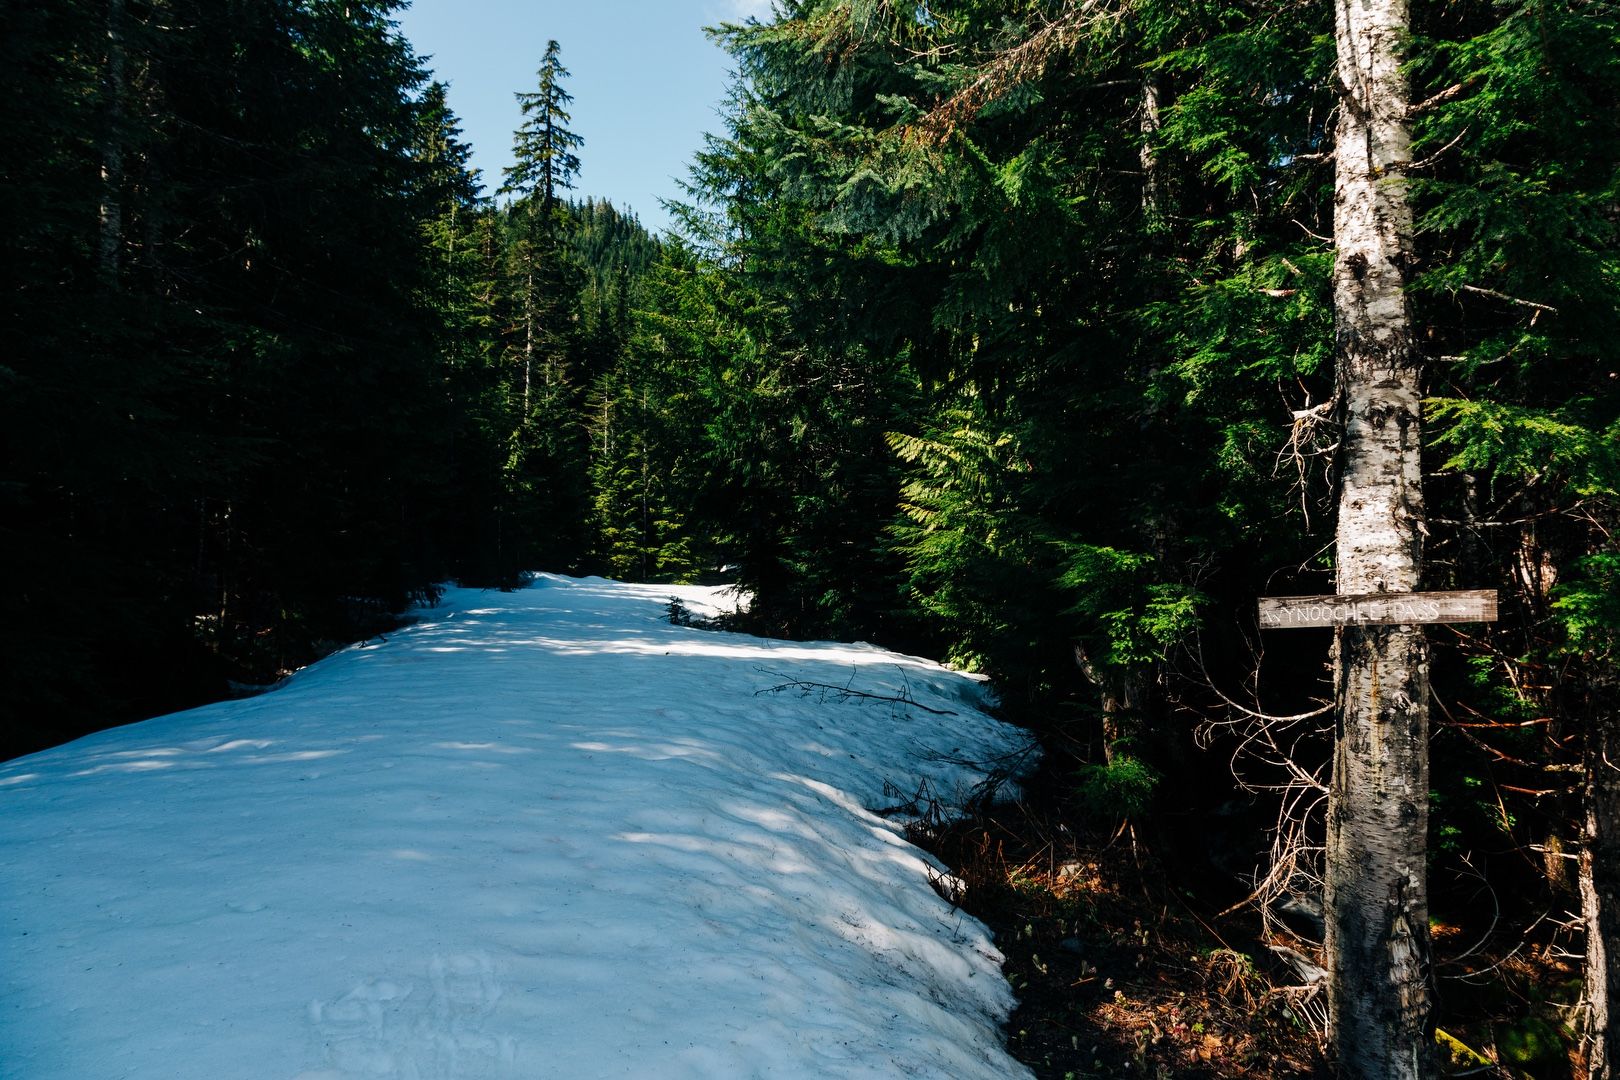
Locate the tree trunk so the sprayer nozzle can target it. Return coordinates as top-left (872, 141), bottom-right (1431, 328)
top-left (1324, 0), bottom-right (1434, 1076)
top-left (523, 264), bottom-right (535, 415)
top-left (1073, 643), bottom-right (1144, 763)
top-left (543, 112), bottom-right (555, 216)
top-left (1582, 693), bottom-right (1620, 1080)
top-left (98, 0), bottom-right (127, 289)
top-left (1139, 74), bottom-right (1163, 235)
top-left (140, 154), bottom-right (166, 293)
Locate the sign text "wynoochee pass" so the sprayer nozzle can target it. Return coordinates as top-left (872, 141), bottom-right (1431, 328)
top-left (1258, 590), bottom-right (1498, 630)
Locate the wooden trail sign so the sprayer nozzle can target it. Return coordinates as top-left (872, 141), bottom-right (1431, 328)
top-left (1258, 589), bottom-right (1498, 630)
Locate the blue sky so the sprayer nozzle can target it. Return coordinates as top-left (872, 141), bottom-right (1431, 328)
top-left (395, 0), bottom-right (775, 235)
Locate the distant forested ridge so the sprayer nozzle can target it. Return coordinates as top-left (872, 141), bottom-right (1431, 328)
top-left (4, 1), bottom-right (1618, 1075)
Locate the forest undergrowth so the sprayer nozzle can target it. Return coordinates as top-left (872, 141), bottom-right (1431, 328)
top-left (910, 746), bottom-right (1582, 1080)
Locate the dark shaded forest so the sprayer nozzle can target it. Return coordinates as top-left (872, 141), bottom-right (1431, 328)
top-left (3, 1), bottom-right (1618, 1076)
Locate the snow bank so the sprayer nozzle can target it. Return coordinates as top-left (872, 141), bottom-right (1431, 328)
top-left (0, 576), bottom-right (1035, 1079)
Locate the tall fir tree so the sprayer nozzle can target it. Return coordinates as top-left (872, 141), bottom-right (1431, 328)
top-left (485, 41), bottom-right (592, 572)
top-left (503, 40), bottom-right (584, 216)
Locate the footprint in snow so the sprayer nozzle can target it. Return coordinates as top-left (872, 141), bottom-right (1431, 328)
top-left (426, 953), bottom-right (515, 1077)
top-left (430, 952), bottom-right (502, 1024)
top-left (305, 953), bottom-right (515, 1079)
top-left (307, 978), bottom-right (420, 1078)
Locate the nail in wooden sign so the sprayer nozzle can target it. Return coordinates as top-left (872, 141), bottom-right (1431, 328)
top-left (1258, 590), bottom-right (1498, 629)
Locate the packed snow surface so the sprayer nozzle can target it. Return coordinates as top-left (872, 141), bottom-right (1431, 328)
top-left (1, 576), bottom-right (1035, 1079)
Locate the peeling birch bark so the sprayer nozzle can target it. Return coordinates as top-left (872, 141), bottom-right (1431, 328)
top-left (1324, 0), bottom-right (1434, 1075)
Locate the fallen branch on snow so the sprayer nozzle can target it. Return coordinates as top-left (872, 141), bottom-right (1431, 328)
top-left (753, 667), bottom-right (958, 716)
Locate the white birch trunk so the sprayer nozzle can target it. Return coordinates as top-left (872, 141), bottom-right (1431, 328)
top-left (1582, 699), bottom-right (1620, 1080)
top-left (1325, 0), bottom-right (1434, 1075)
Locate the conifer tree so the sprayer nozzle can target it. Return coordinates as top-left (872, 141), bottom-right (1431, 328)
top-left (1411, 3), bottom-right (1620, 1072)
top-left (503, 40), bottom-right (583, 217)
top-left (499, 39), bottom-right (584, 416)
top-left (487, 42), bottom-right (592, 573)
top-left (677, 3), bottom-right (1620, 1072)
top-left (2, 0), bottom-right (479, 755)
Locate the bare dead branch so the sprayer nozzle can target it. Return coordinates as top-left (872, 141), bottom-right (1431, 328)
top-left (1459, 283), bottom-right (1560, 314)
top-left (753, 667), bottom-right (958, 715)
top-left (1407, 79), bottom-right (1475, 115)
top-left (1273, 397), bottom-right (1341, 529)
top-left (1408, 126), bottom-right (1468, 171)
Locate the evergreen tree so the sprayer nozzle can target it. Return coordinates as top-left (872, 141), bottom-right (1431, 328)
top-left (1410, 3), bottom-right (1620, 1072)
top-left (502, 40), bottom-right (584, 217)
top-left (414, 83), bottom-right (518, 586)
top-left (490, 40), bottom-right (592, 574)
top-left (1, 0), bottom-right (478, 756)
top-left (687, 2), bottom-right (1608, 1071)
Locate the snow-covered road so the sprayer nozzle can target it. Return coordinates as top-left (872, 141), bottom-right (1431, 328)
top-left (0, 576), bottom-right (1034, 1079)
